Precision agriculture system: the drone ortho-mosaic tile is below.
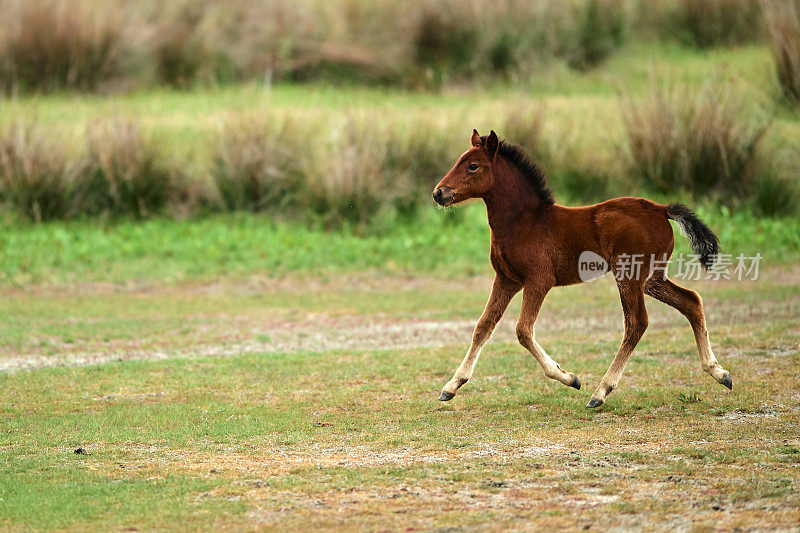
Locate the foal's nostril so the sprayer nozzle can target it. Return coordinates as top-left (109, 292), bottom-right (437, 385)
top-left (433, 186), bottom-right (453, 206)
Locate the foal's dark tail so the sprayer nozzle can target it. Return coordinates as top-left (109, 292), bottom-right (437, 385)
top-left (666, 203), bottom-right (720, 269)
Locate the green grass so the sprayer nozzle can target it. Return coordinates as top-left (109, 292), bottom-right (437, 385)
top-left (0, 462), bottom-right (238, 531)
top-left (1, 266), bottom-right (798, 529)
top-left (1, 203), bottom-right (799, 286)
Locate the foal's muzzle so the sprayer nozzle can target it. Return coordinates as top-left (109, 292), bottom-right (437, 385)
top-left (433, 186), bottom-right (454, 206)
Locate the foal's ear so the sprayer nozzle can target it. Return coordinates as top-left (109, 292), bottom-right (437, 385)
top-left (485, 130), bottom-right (499, 160)
top-left (470, 129), bottom-right (481, 147)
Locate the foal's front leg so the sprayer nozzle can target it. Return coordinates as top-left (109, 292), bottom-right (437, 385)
top-left (516, 284), bottom-right (582, 390)
top-left (438, 275), bottom-right (520, 401)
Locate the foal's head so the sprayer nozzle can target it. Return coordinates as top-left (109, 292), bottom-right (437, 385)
top-left (432, 129), bottom-right (500, 206)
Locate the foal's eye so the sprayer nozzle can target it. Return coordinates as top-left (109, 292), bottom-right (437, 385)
top-left (468, 163), bottom-right (479, 171)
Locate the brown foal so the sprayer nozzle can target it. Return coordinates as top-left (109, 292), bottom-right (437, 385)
top-left (432, 129), bottom-right (732, 408)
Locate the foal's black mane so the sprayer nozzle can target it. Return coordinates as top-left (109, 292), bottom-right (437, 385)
top-left (481, 135), bottom-right (554, 205)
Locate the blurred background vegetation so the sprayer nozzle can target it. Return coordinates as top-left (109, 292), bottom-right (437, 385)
top-left (0, 0), bottom-right (798, 233)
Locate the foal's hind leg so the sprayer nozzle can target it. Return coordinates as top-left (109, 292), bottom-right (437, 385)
top-left (587, 280), bottom-right (648, 408)
top-left (644, 277), bottom-right (732, 389)
top-left (516, 284), bottom-right (582, 390)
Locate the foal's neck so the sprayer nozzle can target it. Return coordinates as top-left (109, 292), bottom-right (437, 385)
top-left (483, 159), bottom-right (550, 237)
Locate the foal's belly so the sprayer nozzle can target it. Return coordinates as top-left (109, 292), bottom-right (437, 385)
top-left (491, 235), bottom-right (604, 288)
top-left (553, 248), bottom-right (602, 287)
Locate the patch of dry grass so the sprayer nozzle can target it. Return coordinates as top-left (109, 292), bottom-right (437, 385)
top-left (1, 267), bottom-right (798, 529)
top-left (0, 0), bottom-right (124, 92)
top-left (84, 121), bottom-right (180, 218)
top-left (0, 0), bottom-right (678, 91)
top-left (621, 78), bottom-right (769, 201)
top-left (212, 114), bottom-right (305, 212)
top-left (0, 121), bottom-right (80, 221)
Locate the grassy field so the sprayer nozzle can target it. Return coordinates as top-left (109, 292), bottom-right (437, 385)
top-left (2, 43), bottom-right (793, 170)
top-left (3, 42), bottom-right (798, 223)
top-left (10, 46), bottom-right (792, 114)
top-left (2, 204), bottom-right (800, 287)
top-left (1, 204), bottom-right (799, 530)
top-left (2, 38), bottom-right (800, 530)
top-left (1, 264), bottom-right (799, 529)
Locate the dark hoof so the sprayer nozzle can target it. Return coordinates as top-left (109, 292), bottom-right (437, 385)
top-left (719, 372), bottom-right (733, 390)
top-left (586, 398), bottom-right (604, 409)
top-left (438, 391), bottom-right (455, 402)
top-left (570, 375), bottom-right (581, 390)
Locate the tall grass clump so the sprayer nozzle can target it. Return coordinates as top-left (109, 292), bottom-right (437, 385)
top-left (673, 0), bottom-right (763, 48)
top-left (621, 80), bottom-right (769, 203)
top-left (81, 122), bottom-right (178, 218)
top-left (0, 0), bottom-right (124, 92)
top-left (761, 0), bottom-right (800, 105)
top-left (212, 113), bottom-right (455, 226)
top-left (0, 122), bottom-right (79, 221)
top-left (301, 117), bottom-right (389, 226)
top-left (212, 115), bottom-right (304, 213)
top-left (413, 4), bottom-right (478, 87)
top-left (151, 4), bottom-right (209, 88)
top-left (749, 140), bottom-right (800, 216)
top-left (564, 0), bottom-right (626, 70)
top-left (148, 2), bottom-right (242, 88)
top-left (752, 164), bottom-right (800, 216)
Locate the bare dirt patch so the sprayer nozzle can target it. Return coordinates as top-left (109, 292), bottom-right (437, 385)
top-left (74, 432), bottom-right (800, 531)
top-left (3, 271), bottom-right (799, 373)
